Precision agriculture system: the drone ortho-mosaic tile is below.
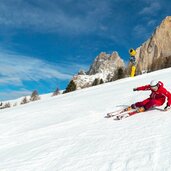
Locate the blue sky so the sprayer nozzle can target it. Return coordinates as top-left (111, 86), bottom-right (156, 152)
top-left (0, 0), bottom-right (170, 100)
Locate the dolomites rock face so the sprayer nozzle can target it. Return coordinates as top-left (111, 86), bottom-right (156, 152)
top-left (136, 16), bottom-right (171, 73)
top-left (72, 52), bottom-right (125, 89)
top-left (87, 52), bottom-right (125, 75)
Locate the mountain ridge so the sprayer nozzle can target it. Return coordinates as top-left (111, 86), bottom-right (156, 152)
top-left (67, 16), bottom-right (171, 91)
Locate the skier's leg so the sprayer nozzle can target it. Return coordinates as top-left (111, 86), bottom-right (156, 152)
top-left (131, 98), bottom-right (150, 109)
top-left (144, 99), bottom-right (165, 110)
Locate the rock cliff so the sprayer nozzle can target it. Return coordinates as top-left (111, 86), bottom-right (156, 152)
top-left (136, 16), bottom-right (171, 73)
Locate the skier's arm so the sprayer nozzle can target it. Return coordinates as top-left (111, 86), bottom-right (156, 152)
top-left (133, 85), bottom-right (151, 91)
top-left (162, 88), bottom-right (171, 106)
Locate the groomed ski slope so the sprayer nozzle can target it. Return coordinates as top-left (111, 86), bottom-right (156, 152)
top-left (1, 68), bottom-right (171, 171)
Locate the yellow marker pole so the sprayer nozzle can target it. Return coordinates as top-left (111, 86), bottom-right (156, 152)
top-left (130, 65), bottom-right (136, 77)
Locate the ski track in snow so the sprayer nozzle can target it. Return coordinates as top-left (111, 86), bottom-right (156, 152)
top-left (0, 68), bottom-right (171, 171)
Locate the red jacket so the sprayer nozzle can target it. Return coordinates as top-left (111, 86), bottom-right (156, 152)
top-left (136, 81), bottom-right (171, 106)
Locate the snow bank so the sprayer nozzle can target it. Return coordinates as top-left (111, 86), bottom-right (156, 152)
top-left (0, 68), bottom-right (171, 171)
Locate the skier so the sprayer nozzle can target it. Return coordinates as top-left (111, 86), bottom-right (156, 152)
top-left (131, 80), bottom-right (171, 112)
top-left (116, 80), bottom-right (171, 120)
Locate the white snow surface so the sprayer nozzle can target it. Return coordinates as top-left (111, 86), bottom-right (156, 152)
top-left (1, 68), bottom-right (171, 171)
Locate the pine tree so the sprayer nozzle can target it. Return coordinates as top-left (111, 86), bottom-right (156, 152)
top-left (21, 97), bottom-right (29, 105)
top-left (117, 67), bottom-right (125, 79)
top-left (52, 88), bottom-right (60, 96)
top-left (4, 102), bottom-right (11, 108)
top-left (100, 79), bottom-right (104, 84)
top-left (92, 78), bottom-right (99, 86)
top-left (30, 90), bottom-right (40, 101)
top-left (63, 80), bottom-right (77, 93)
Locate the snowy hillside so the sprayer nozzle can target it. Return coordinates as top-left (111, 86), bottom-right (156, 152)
top-left (1, 68), bottom-right (171, 171)
top-left (2, 93), bottom-right (53, 106)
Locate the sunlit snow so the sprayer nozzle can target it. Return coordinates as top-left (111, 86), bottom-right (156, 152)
top-left (0, 68), bottom-right (171, 171)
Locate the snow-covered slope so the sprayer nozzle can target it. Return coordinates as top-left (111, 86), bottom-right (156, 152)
top-left (2, 93), bottom-right (53, 106)
top-left (1, 68), bottom-right (171, 171)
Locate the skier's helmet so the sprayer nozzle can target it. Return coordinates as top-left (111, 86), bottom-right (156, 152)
top-left (150, 80), bottom-right (159, 87)
top-left (129, 48), bottom-right (136, 56)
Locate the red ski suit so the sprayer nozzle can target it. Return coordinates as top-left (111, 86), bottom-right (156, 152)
top-left (132, 81), bottom-right (171, 110)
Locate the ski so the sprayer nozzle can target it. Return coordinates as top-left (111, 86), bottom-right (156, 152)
top-left (105, 108), bottom-right (125, 118)
top-left (113, 113), bottom-right (130, 120)
top-left (114, 107), bottom-right (171, 120)
top-left (113, 110), bottom-right (136, 120)
top-left (105, 107), bottom-right (133, 118)
top-left (114, 107), bottom-right (149, 120)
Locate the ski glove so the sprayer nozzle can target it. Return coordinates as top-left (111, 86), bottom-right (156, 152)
top-left (133, 88), bottom-right (138, 91)
top-left (164, 104), bottom-right (170, 111)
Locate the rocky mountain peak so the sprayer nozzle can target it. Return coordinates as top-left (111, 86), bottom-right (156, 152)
top-left (87, 51), bottom-right (125, 75)
top-left (160, 16), bottom-right (171, 27)
top-left (136, 16), bottom-right (171, 73)
top-left (71, 51), bottom-right (125, 90)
